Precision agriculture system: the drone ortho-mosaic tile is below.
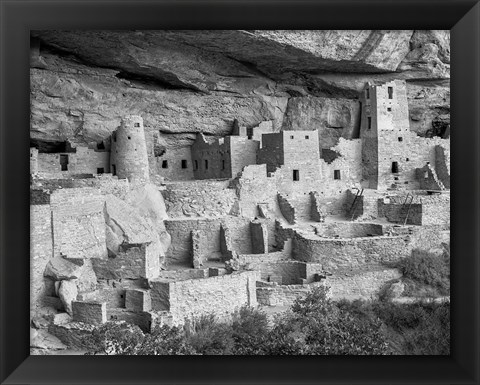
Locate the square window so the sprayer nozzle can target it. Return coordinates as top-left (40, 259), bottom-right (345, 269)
top-left (181, 159), bottom-right (188, 169)
top-left (387, 107), bottom-right (392, 112)
top-left (334, 170), bottom-right (341, 180)
top-left (162, 160), bottom-right (168, 169)
top-left (127, 136), bottom-right (131, 140)
top-left (134, 123), bottom-right (140, 127)
top-left (97, 168), bottom-right (104, 174)
top-left (290, 135), bottom-right (294, 139)
top-left (305, 135), bottom-right (309, 139)
top-left (398, 137), bottom-right (403, 142)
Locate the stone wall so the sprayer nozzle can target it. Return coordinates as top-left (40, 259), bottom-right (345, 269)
top-left (162, 179), bottom-right (237, 218)
top-left (277, 194), bottom-right (295, 224)
top-left (154, 146), bottom-right (194, 181)
top-left (421, 195), bottom-right (450, 225)
top-left (312, 222), bottom-right (384, 238)
top-left (164, 218), bottom-right (222, 266)
top-left (228, 136), bottom-right (260, 178)
top-left (256, 281), bottom-right (324, 307)
top-left (150, 271), bottom-right (260, 324)
top-left (31, 204), bottom-right (53, 313)
top-left (191, 134), bottom-right (231, 180)
top-left (92, 241), bottom-right (161, 280)
top-left (257, 133), bottom-right (284, 173)
top-left (36, 147), bottom-right (110, 176)
top-left (325, 267), bottom-right (402, 300)
top-left (250, 220), bottom-right (268, 254)
top-left (292, 232), bottom-right (410, 271)
top-left (50, 188), bottom-right (107, 260)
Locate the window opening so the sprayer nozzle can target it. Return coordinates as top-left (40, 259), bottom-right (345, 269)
top-left (97, 168), bottom-right (104, 174)
top-left (181, 160), bottom-right (187, 169)
top-left (293, 170), bottom-right (300, 181)
top-left (60, 154), bottom-right (69, 171)
top-left (162, 160), bottom-right (168, 169)
top-left (334, 170), bottom-right (341, 180)
top-left (391, 161), bottom-right (399, 173)
top-left (388, 86), bottom-right (393, 99)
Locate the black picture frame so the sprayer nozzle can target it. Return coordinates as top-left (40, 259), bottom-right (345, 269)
top-left (1, 0), bottom-right (479, 384)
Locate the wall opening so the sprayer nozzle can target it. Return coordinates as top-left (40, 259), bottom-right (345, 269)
top-left (367, 117), bottom-right (372, 130)
top-left (162, 160), bottom-right (168, 169)
top-left (222, 160), bottom-right (225, 170)
top-left (127, 136), bottom-right (131, 140)
top-left (290, 135), bottom-right (294, 139)
top-left (334, 170), bottom-right (341, 180)
top-left (398, 137), bottom-right (403, 142)
top-left (388, 86), bottom-right (393, 99)
top-left (391, 161), bottom-right (399, 173)
top-left (181, 159), bottom-right (188, 169)
top-left (205, 159), bottom-right (209, 170)
top-left (366, 88), bottom-right (370, 99)
top-left (134, 123), bottom-right (140, 127)
top-left (305, 135), bottom-right (309, 139)
top-left (97, 141), bottom-right (105, 150)
top-left (112, 132), bottom-right (117, 142)
top-left (293, 170), bottom-right (300, 181)
top-left (194, 160), bottom-right (198, 170)
top-left (112, 164), bottom-right (116, 176)
top-left (97, 168), bottom-right (104, 174)
top-left (60, 154), bottom-right (69, 171)
top-left (387, 107), bottom-right (392, 112)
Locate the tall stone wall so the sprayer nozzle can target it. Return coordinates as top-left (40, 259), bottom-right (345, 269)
top-left (154, 146), bottom-right (194, 181)
top-left (227, 136), bottom-right (260, 178)
top-left (50, 188), bottom-right (107, 260)
top-left (257, 133), bottom-right (284, 173)
top-left (31, 204), bottom-right (53, 313)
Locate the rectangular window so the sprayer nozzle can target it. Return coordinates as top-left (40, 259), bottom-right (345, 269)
top-left (112, 164), bottom-right (116, 176)
top-left (367, 117), bottom-right (372, 130)
top-left (205, 159), bottom-right (209, 170)
top-left (60, 154), bottom-right (69, 171)
top-left (305, 135), bottom-right (309, 139)
top-left (387, 107), bottom-right (392, 112)
top-left (134, 123), bottom-right (140, 127)
top-left (398, 137), bottom-right (403, 142)
top-left (290, 135), bottom-right (294, 139)
top-left (365, 88), bottom-right (370, 99)
top-left (391, 161), bottom-right (399, 173)
top-left (194, 160), bottom-right (198, 170)
top-left (181, 159), bottom-right (187, 169)
top-left (162, 160), bottom-right (168, 169)
top-left (334, 170), bottom-right (341, 180)
top-left (97, 168), bottom-right (104, 174)
top-left (293, 170), bottom-right (299, 181)
top-left (388, 86), bottom-right (393, 99)
top-left (222, 160), bottom-right (225, 170)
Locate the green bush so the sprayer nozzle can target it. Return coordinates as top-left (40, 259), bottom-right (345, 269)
top-left (231, 306), bottom-right (269, 355)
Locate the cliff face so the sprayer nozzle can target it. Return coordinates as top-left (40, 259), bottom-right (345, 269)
top-left (30, 30), bottom-right (450, 150)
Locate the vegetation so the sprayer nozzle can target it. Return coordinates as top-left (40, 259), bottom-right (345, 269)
top-left (397, 246), bottom-right (450, 297)
top-left (84, 286), bottom-right (449, 356)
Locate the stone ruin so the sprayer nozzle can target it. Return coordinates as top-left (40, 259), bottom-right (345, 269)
top-left (30, 79), bottom-right (450, 352)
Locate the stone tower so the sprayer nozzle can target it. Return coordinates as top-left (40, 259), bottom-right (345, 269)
top-left (110, 115), bottom-right (150, 183)
top-left (360, 80), bottom-right (410, 190)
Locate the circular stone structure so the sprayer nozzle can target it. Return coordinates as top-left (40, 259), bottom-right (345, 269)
top-left (110, 115), bottom-right (150, 183)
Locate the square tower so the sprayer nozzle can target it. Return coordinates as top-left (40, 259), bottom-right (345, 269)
top-left (360, 80), bottom-right (411, 189)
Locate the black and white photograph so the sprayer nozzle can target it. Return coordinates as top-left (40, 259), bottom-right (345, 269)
top-left (29, 30), bottom-right (451, 356)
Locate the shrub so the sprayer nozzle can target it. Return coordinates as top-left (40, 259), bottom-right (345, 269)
top-left (184, 314), bottom-right (234, 355)
top-left (231, 306), bottom-right (269, 355)
top-left (399, 248), bottom-right (450, 295)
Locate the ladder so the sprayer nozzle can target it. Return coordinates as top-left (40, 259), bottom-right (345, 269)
top-left (350, 188), bottom-right (364, 221)
top-left (402, 193), bottom-right (415, 225)
top-left (427, 163), bottom-right (446, 190)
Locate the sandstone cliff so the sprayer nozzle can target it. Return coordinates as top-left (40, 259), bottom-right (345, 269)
top-left (30, 30), bottom-right (450, 150)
